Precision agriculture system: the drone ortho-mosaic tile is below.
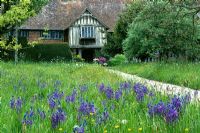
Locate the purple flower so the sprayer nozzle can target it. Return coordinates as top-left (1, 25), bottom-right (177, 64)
top-left (115, 89), bottom-right (122, 100)
top-left (182, 94), bottom-right (191, 105)
top-left (147, 103), bottom-right (155, 116)
top-left (147, 94), bottom-right (190, 124)
top-left (96, 110), bottom-right (110, 124)
top-left (165, 105), bottom-right (179, 123)
top-left (66, 90), bottom-right (77, 103)
top-left (79, 102), bottom-right (88, 115)
top-left (148, 101), bottom-right (166, 117)
top-left (51, 108), bottom-right (66, 128)
top-left (120, 82), bottom-right (131, 90)
top-left (79, 102), bottom-right (96, 115)
top-left (102, 111), bottom-right (109, 121)
top-left (98, 57), bottom-right (107, 64)
top-left (22, 107), bottom-right (35, 126)
top-left (148, 91), bottom-right (155, 97)
top-left (99, 83), bottom-right (105, 93)
top-left (10, 96), bottom-right (23, 112)
top-left (38, 109), bottom-right (46, 119)
top-left (133, 83), bottom-right (148, 102)
top-left (10, 96), bottom-right (15, 109)
top-left (29, 107), bottom-right (34, 117)
top-left (48, 98), bottom-right (56, 109)
top-left (80, 85), bottom-right (88, 92)
top-left (52, 90), bottom-right (64, 100)
top-left (16, 97), bottom-right (22, 111)
top-left (171, 96), bottom-right (182, 112)
top-left (105, 87), bottom-right (114, 99)
top-left (47, 90), bottom-right (64, 109)
top-left (154, 101), bottom-right (166, 115)
top-left (22, 119), bottom-right (33, 126)
top-left (73, 126), bottom-right (84, 133)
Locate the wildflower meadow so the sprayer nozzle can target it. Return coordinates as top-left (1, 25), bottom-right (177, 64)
top-left (0, 62), bottom-right (200, 133)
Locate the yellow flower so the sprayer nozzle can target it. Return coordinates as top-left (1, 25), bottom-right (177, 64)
top-left (115, 125), bottom-right (120, 129)
top-left (104, 129), bottom-right (108, 133)
top-left (59, 128), bottom-right (63, 131)
top-left (185, 128), bottom-right (189, 132)
top-left (128, 128), bottom-right (132, 132)
top-left (90, 112), bottom-right (94, 116)
top-left (138, 128), bottom-right (142, 131)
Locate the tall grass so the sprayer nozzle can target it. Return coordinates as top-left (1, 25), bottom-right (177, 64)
top-left (113, 62), bottom-right (200, 90)
top-left (0, 62), bottom-right (199, 132)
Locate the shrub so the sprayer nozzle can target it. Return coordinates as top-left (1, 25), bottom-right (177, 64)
top-left (108, 54), bottom-right (127, 66)
top-left (102, 32), bottom-right (123, 57)
top-left (93, 57), bottom-right (107, 66)
top-left (22, 43), bottom-right (72, 61)
top-left (72, 54), bottom-right (85, 62)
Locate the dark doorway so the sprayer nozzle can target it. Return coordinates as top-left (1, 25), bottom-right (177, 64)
top-left (64, 29), bottom-right (69, 42)
top-left (82, 49), bottom-right (95, 62)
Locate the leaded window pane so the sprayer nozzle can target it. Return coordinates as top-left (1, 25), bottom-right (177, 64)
top-left (81, 26), bottom-right (95, 38)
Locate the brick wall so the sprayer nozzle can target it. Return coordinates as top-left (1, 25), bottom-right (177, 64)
top-left (29, 31), bottom-right (41, 42)
top-left (28, 31), bottom-right (65, 44)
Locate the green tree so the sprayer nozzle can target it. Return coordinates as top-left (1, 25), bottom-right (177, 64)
top-left (102, 0), bottom-right (145, 57)
top-left (123, 1), bottom-right (200, 61)
top-left (0, 0), bottom-right (48, 63)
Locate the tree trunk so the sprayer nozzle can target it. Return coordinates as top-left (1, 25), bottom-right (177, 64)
top-left (15, 26), bottom-right (19, 64)
top-left (15, 50), bottom-right (18, 65)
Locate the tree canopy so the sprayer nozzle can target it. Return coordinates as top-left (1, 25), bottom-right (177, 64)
top-left (0, 0), bottom-right (48, 63)
top-left (111, 0), bottom-right (200, 61)
top-left (0, 0), bottom-right (48, 35)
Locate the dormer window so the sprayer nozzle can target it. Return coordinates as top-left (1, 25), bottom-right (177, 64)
top-left (80, 26), bottom-right (95, 39)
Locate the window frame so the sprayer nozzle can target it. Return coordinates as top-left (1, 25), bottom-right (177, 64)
top-left (41, 30), bottom-right (64, 40)
top-left (80, 26), bottom-right (95, 39)
top-left (19, 30), bottom-right (29, 38)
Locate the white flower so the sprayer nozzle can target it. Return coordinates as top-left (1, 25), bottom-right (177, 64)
top-left (73, 125), bottom-right (80, 130)
top-left (103, 63), bottom-right (108, 66)
top-left (93, 58), bottom-right (99, 62)
top-left (121, 119), bottom-right (128, 124)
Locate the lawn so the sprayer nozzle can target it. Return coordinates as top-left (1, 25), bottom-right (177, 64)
top-left (112, 62), bottom-right (200, 90)
top-left (0, 62), bottom-right (200, 133)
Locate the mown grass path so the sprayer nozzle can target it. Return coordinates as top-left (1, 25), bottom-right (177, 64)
top-left (108, 69), bottom-right (200, 102)
top-left (112, 63), bottom-right (200, 90)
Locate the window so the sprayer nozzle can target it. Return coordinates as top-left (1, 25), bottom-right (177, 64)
top-left (80, 26), bottom-right (95, 38)
top-left (41, 31), bottom-right (63, 40)
top-left (19, 30), bottom-right (29, 38)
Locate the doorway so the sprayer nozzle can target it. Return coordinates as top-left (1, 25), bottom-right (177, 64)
top-left (82, 49), bottom-right (95, 62)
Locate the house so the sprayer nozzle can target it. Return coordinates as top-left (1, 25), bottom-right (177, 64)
top-left (19, 0), bottom-right (130, 61)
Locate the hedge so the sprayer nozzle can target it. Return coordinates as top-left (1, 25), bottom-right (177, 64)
top-left (22, 43), bottom-right (72, 61)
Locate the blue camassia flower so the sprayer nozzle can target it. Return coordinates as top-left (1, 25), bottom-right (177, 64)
top-left (133, 83), bottom-right (148, 102)
top-left (10, 96), bottom-right (23, 112)
top-left (79, 101), bottom-right (96, 115)
top-left (51, 108), bottom-right (66, 128)
top-left (66, 89), bottom-right (77, 103)
top-left (73, 125), bottom-right (84, 133)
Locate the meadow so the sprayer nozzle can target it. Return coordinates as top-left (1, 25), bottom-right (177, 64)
top-left (0, 62), bottom-right (200, 133)
top-left (113, 62), bottom-right (200, 90)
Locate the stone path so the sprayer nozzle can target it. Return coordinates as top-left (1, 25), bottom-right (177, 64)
top-left (108, 69), bottom-right (200, 102)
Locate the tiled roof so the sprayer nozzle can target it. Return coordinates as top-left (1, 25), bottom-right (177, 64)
top-left (20, 0), bottom-right (131, 31)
